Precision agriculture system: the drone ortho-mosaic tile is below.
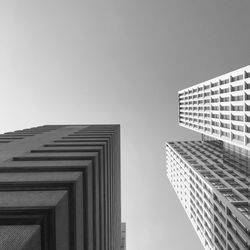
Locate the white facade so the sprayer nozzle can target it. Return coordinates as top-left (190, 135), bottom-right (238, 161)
top-left (179, 65), bottom-right (250, 150)
top-left (168, 65), bottom-right (250, 250)
top-left (166, 140), bottom-right (250, 250)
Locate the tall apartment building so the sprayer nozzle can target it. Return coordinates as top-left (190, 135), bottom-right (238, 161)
top-left (166, 66), bottom-right (250, 250)
top-left (179, 65), bottom-right (250, 149)
top-left (0, 124), bottom-right (121, 250)
top-left (121, 223), bottom-right (126, 250)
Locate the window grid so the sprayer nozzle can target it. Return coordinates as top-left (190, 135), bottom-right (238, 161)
top-left (166, 141), bottom-right (250, 250)
top-left (179, 66), bottom-right (250, 149)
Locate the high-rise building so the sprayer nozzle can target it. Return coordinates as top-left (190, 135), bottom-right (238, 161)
top-left (167, 66), bottom-right (250, 250)
top-left (179, 65), bottom-right (250, 150)
top-left (0, 124), bottom-right (121, 250)
top-left (121, 223), bottom-right (126, 250)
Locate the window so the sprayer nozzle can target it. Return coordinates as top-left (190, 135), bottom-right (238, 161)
top-left (220, 97), bottom-right (230, 102)
top-left (231, 105), bottom-right (243, 111)
top-left (231, 74), bottom-right (243, 82)
top-left (231, 95), bottom-right (243, 102)
top-left (220, 79), bottom-right (229, 85)
top-left (220, 105), bottom-right (229, 111)
top-left (232, 124), bottom-right (244, 132)
top-left (235, 204), bottom-right (250, 220)
top-left (231, 85), bottom-right (243, 92)
top-left (209, 179), bottom-right (227, 189)
top-left (220, 190), bottom-right (242, 202)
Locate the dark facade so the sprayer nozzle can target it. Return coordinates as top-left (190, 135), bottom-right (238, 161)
top-left (0, 124), bottom-right (121, 250)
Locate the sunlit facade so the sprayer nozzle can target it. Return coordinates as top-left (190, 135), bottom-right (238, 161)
top-left (167, 66), bottom-right (250, 250)
top-left (179, 65), bottom-right (250, 150)
top-left (166, 140), bottom-right (250, 250)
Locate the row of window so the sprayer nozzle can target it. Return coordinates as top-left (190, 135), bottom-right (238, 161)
top-left (179, 84), bottom-right (250, 100)
top-left (179, 71), bottom-right (250, 97)
top-left (180, 94), bottom-right (250, 105)
top-left (180, 114), bottom-right (250, 123)
top-left (180, 122), bottom-right (250, 134)
top-left (180, 104), bottom-right (250, 112)
top-left (180, 121), bottom-right (250, 146)
top-left (181, 121), bottom-right (247, 131)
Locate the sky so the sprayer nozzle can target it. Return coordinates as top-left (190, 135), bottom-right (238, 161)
top-left (0, 0), bottom-right (250, 249)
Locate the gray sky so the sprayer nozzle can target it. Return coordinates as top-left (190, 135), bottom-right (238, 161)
top-left (0, 0), bottom-right (250, 249)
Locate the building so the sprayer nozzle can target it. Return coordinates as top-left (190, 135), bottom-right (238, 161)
top-left (167, 66), bottom-right (250, 250)
top-left (0, 124), bottom-right (121, 250)
top-left (179, 65), bottom-right (250, 150)
top-left (121, 223), bottom-right (126, 250)
top-left (166, 140), bottom-right (250, 250)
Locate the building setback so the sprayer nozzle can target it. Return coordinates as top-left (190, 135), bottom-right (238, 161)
top-left (0, 124), bottom-right (121, 250)
top-left (167, 66), bottom-right (250, 250)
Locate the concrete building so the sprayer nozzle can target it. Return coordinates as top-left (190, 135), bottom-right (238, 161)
top-left (179, 65), bottom-right (250, 150)
top-left (121, 223), bottom-right (126, 250)
top-left (0, 124), bottom-right (121, 250)
top-left (167, 66), bottom-right (250, 250)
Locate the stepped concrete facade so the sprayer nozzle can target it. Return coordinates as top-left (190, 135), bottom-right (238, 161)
top-left (0, 124), bottom-right (121, 250)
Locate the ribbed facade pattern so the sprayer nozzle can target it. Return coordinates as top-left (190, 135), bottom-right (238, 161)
top-left (179, 65), bottom-right (250, 150)
top-left (0, 124), bottom-right (121, 250)
top-left (166, 140), bottom-right (250, 250)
